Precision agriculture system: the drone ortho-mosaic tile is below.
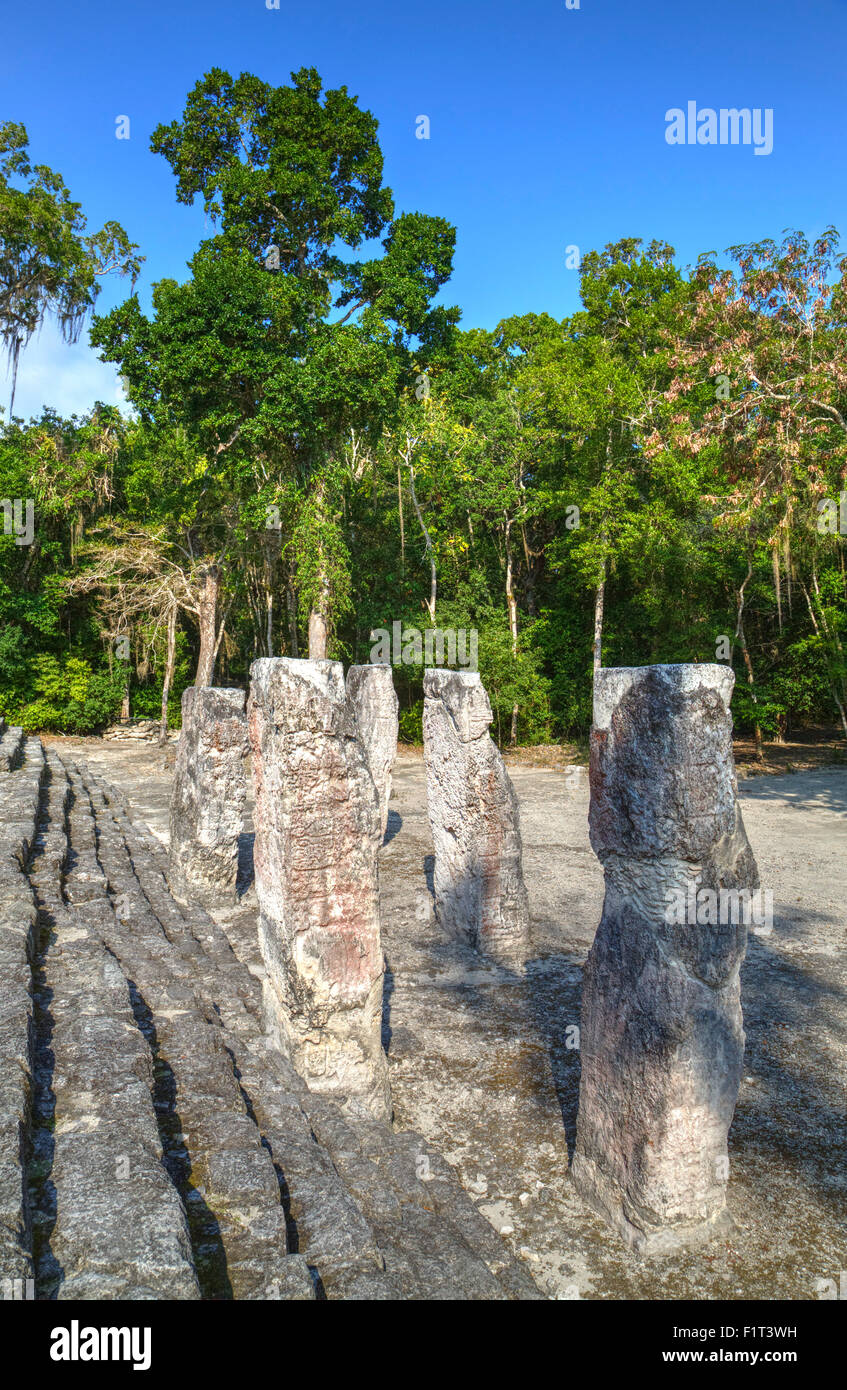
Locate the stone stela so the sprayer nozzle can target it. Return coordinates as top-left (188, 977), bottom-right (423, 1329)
top-left (422, 669), bottom-right (530, 967)
top-left (168, 685), bottom-right (249, 905)
top-left (345, 663), bottom-right (399, 842)
top-left (159, 659), bottom-right (760, 1258)
top-left (247, 658), bottom-right (392, 1121)
top-left (572, 663), bottom-right (759, 1252)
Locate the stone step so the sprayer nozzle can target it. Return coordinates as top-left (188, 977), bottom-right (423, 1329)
top-left (0, 736), bottom-right (44, 867)
top-left (0, 737), bottom-right (42, 1293)
top-left (77, 756), bottom-right (544, 1299)
top-left (57, 760), bottom-right (308, 1301)
top-left (26, 753), bottom-right (200, 1300)
top-left (82, 767), bottom-right (535, 1297)
top-left (0, 724), bottom-right (24, 774)
top-left (293, 1094), bottom-right (542, 1300)
top-left (76, 766), bottom-right (379, 1296)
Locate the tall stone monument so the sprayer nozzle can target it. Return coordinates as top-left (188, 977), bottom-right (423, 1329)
top-left (168, 686), bottom-right (248, 904)
top-left (422, 669), bottom-right (529, 966)
top-left (572, 664), bottom-right (760, 1252)
top-left (247, 658), bottom-right (390, 1120)
top-left (345, 664), bottom-right (398, 842)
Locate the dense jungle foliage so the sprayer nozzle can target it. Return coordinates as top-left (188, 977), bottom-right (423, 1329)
top-left (2, 71), bottom-right (846, 746)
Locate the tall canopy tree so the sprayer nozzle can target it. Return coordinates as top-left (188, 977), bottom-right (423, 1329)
top-left (0, 123), bottom-right (141, 415)
top-left (93, 67), bottom-right (458, 658)
top-left (665, 228), bottom-right (847, 738)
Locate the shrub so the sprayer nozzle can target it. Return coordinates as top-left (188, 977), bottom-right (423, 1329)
top-left (12, 655), bottom-right (124, 733)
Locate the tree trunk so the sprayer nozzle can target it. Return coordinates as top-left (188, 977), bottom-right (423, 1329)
top-left (398, 466), bottom-right (405, 578)
top-left (286, 581), bottom-right (299, 657)
top-left (505, 517), bottom-right (519, 746)
top-left (212, 599), bottom-right (231, 675)
top-left (263, 528), bottom-right (281, 659)
top-left (593, 568), bottom-right (606, 677)
top-left (408, 463), bottom-right (436, 622)
top-left (734, 562), bottom-right (762, 759)
top-left (306, 473), bottom-right (333, 659)
top-left (520, 523), bottom-right (538, 617)
top-left (308, 602), bottom-right (329, 659)
top-left (195, 565), bottom-right (220, 686)
top-left (159, 606), bottom-right (177, 746)
top-left (593, 434), bottom-right (612, 681)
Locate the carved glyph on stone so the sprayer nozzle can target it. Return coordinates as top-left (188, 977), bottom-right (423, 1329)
top-left (422, 669), bottom-right (529, 966)
top-left (572, 663), bottom-right (759, 1253)
top-left (345, 664), bottom-right (398, 842)
top-left (247, 658), bottom-right (390, 1120)
top-left (168, 686), bottom-right (248, 904)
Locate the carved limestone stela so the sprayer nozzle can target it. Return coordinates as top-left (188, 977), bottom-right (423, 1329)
top-left (572, 663), bottom-right (759, 1253)
top-left (247, 658), bottom-right (390, 1121)
top-left (422, 669), bottom-right (529, 967)
top-left (168, 686), bottom-right (248, 904)
top-left (345, 663), bottom-right (399, 842)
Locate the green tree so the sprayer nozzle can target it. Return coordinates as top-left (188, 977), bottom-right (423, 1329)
top-left (94, 67), bottom-right (457, 658)
top-left (0, 123), bottom-right (141, 415)
top-left (666, 228), bottom-right (847, 740)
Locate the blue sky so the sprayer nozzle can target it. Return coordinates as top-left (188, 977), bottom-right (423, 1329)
top-left (3, 0), bottom-right (847, 419)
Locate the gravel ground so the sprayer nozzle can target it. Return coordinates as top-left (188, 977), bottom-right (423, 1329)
top-left (45, 736), bottom-right (847, 1301)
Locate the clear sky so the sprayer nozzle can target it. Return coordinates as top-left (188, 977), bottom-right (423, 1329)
top-left (3, 0), bottom-right (846, 419)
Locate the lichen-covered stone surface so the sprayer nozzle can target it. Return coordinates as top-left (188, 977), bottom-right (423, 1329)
top-left (248, 658), bottom-right (391, 1121)
top-left (168, 686), bottom-right (248, 905)
top-left (572, 664), bottom-right (760, 1253)
top-left (345, 664), bottom-right (398, 841)
top-left (423, 669), bottom-right (529, 965)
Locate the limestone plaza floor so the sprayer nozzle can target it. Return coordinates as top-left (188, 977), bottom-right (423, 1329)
top-left (35, 736), bottom-right (847, 1301)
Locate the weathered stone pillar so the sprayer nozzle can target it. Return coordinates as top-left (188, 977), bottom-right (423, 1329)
top-left (168, 686), bottom-right (248, 904)
top-left (422, 669), bottom-right (529, 966)
top-left (247, 658), bottom-right (390, 1120)
top-left (345, 664), bottom-right (398, 841)
top-left (572, 664), bottom-right (760, 1252)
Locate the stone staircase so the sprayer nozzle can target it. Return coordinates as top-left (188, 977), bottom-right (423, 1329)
top-left (0, 735), bottom-right (543, 1300)
top-left (0, 721), bottom-right (40, 1296)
